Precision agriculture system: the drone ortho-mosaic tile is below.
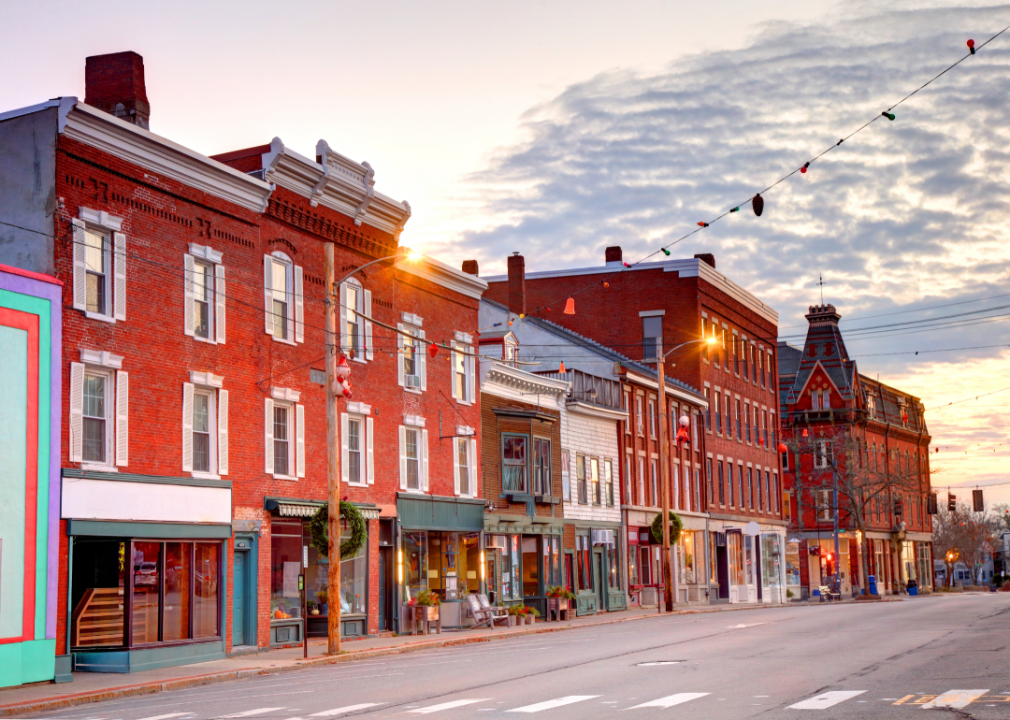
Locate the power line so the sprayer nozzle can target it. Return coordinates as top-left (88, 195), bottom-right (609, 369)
top-left (778, 291), bottom-right (1010, 330)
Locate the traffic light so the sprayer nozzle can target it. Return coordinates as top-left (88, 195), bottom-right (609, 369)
top-left (808, 546), bottom-right (821, 557)
top-left (824, 552), bottom-right (834, 563)
top-left (927, 493), bottom-right (938, 515)
top-left (948, 493), bottom-right (957, 511)
top-left (973, 489), bottom-right (984, 512)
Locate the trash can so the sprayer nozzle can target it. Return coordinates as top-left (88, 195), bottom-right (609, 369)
top-left (907, 579), bottom-right (918, 596)
top-left (868, 575), bottom-right (878, 596)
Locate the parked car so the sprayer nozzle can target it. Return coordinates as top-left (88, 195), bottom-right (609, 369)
top-left (135, 561), bottom-right (158, 586)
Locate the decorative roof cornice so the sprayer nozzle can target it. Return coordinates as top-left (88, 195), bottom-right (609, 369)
top-left (261, 137), bottom-right (411, 237)
top-left (397, 250), bottom-right (488, 300)
top-left (486, 361), bottom-right (570, 396)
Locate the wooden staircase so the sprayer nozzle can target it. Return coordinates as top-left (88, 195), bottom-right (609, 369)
top-left (72, 587), bottom-right (125, 647)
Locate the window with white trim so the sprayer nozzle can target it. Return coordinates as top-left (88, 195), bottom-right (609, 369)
top-left (397, 320), bottom-right (426, 391)
top-left (452, 336), bottom-right (476, 404)
top-left (636, 395), bottom-right (644, 436)
top-left (817, 489), bottom-right (832, 521)
top-left (814, 440), bottom-right (830, 469)
top-left (339, 280), bottom-right (372, 360)
top-left (182, 374), bottom-right (228, 478)
top-left (341, 408), bottom-right (374, 487)
top-left (70, 352), bottom-right (128, 470)
top-left (185, 245), bottom-right (225, 343)
top-left (72, 210), bottom-right (126, 323)
top-left (605, 459), bottom-right (615, 506)
top-left (263, 252), bottom-right (303, 344)
top-left (455, 436), bottom-right (477, 497)
top-left (561, 449), bottom-right (571, 501)
top-left (650, 459), bottom-right (658, 507)
top-left (399, 421), bottom-right (428, 492)
top-left (648, 397), bottom-right (657, 438)
top-left (265, 388), bottom-right (305, 479)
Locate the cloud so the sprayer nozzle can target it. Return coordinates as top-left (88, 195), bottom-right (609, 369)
top-left (439, 1), bottom-right (1010, 496)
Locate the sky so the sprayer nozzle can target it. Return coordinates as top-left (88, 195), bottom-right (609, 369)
top-left (2, 0), bottom-right (1009, 501)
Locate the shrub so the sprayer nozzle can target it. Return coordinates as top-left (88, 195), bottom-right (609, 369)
top-left (416, 590), bottom-right (441, 607)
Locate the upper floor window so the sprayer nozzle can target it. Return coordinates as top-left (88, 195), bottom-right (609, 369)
top-left (605, 459), bottom-right (615, 506)
top-left (456, 436), bottom-right (476, 497)
top-left (263, 253), bottom-right (303, 344)
top-left (750, 343), bottom-right (757, 383)
top-left (72, 210), bottom-right (126, 322)
top-left (577, 453), bottom-right (587, 503)
top-left (341, 406), bottom-right (374, 487)
top-left (183, 373), bottom-right (228, 478)
top-left (562, 449), bottom-right (571, 501)
top-left (340, 282), bottom-right (374, 360)
top-left (265, 388), bottom-right (305, 479)
top-left (636, 396), bottom-right (645, 436)
top-left (701, 315), bottom-right (711, 361)
top-left (642, 315), bottom-right (663, 361)
top-left (814, 440), bottom-right (830, 469)
top-left (185, 245), bottom-right (225, 343)
top-left (732, 334), bottom-right (740, 374)
top-left (648, 398), bottom-right (657, 437)
top-left (533, 437), bottom-right (552, 496)
top-left (704, 387), bottom-right (711, 432)
top-left (817, 489), bottom-right (832, 521)
top-left (452, 333), bottom-right (476, 404)
top-left (399, 420), bottom-right (428, 492)
top-left (70, 352), bottom-right (128, 471)
top-left (398, 320), bottom-right (426, 391)
top-left (591, 457), bottom-right (601, 505)
top-left (503, 434), bottom-right (528, 494)
top-left (714, 390), bottom-right (722, 433)
top-left (624, 392), bottom-right (632, 435)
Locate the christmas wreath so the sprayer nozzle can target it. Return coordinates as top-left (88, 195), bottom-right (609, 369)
top-left (650, 510), bottom-right (683, 545)
top-left (310, 502), bottom-right (368, 559)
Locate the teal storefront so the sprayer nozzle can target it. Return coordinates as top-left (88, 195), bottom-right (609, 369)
top-left (397, 494), bottom-right (485, 629)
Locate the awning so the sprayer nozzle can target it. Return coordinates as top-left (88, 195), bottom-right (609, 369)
top-left (265, 498), bottom-right (381, 520)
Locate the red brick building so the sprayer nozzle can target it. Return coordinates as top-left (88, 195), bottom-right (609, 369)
top-left (778, 304), bottom-right (933, 599)
top-left (483, 248), bottom-right (787, 604)
top-left (0, 51), bottom-right (485, 673)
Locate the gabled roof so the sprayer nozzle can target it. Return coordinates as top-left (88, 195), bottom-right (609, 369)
top-left (785, 304), bottom-right (858, 405)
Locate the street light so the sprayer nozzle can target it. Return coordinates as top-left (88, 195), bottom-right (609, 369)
top-left (324, 245), bottom-right (422, 655)
top-left (654, 336), bottom-right (717, 613)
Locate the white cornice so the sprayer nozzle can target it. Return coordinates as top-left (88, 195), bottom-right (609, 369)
top-left (566, 400), bottom-right (627, 422)
top-left (271, 386), bottom-right (301, 402)
top-left (485, 258), bottom-right (778, 325)
top-left (486, 361), bottom-right (569, 396)
top-left (190, 371), bottom-right (224, 388)
top-left (80, 349), bottom-right (123, 369)
top-left (260, 137), bottom-right (411, 237)
top-left (60, 102), bottom-right (272, 213)
top-left (396, 250), bottom-right (488, 300)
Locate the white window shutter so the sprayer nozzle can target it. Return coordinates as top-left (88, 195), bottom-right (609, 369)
top-left (340, 412), bottom-right (349, 484)
top-left (263, 256), bottom-right (274, 335)
top-left (419, 330), bottom-right (427, 391)
top-left (363, 289), bottom-right (373, 360)
top-left (182, 382), bottom-right (195, 472)
top-left (454, 439), bottom-right (461, 496)
top-left (218, 389), bottom-right (229, 476)
top-left (396, 324), bottom-right (405, 387)
top-left (399, 425), bottom-right (407, 490)
top-left (183, 254), bottom-right (195, 336)
top-left (69, 362), bottom-right (84, 462)
top-left (468, 354), bottom-right (476, 404)
top-left (113, 232), bottom-right (127, 321)
top-left (339, 282), bottom-right (348, 353)
top-left (450, 348), bottom-right (458, 400)
top-left (422, 428), bottom-right (429, 490)
top-left (469, 438), bottom-right (478, 497)
top-left (264, 398), bottom-right (274, 474)
top-left (366, 416), bottom-right (375, 485)
top-left (72, 221), bottom-right (87, 311)
top-left (296, 403), bottom-right (306, 478)
top-left (116, 371), bottom-right (129, 466)
top-left (215, 265), bottom-right (226, 344)
top-left (294, 265), bottom-right (304, 343)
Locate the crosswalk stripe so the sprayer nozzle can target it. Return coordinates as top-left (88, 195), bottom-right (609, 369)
top-left (137, 715), bottom-right (192, 720)
top-left (631, 693), bottom-right (709, 709)
top-left (507, 696), bottom-right (599, 713)
top-left (789, 691), bottom-right (866, 710)
top-left (218, 710), bottom-right (286, 719)
top-left (410, 700), bottom-right (489, 714)
top-left (310, 705), bottom-right (384, 717)
top-left (921, 690), bottom-right (989, 709)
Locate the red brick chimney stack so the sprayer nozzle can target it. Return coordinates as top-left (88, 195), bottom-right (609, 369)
top-left (694, 253), bottom-right (715, 269)
top-left (605, 246), bottom-right (623, 266)
top-left (507, 252), bottom-right (525, 316)
top-left (462, 260), bottom-right (479, 276)
top-left (85, 51), bottom-right (151, 130)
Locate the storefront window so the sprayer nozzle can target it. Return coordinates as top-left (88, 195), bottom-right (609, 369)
top-left (680, 531), bottom-right (697, 584)
top-left (608, 541), bottom-right (622, 589)
top-left (132, 542), bottom-right (161, 644)
top-left (522, 536), bottom-right (539, 596)
top-left (341, 523), bottom-right (367, 614)
top-left (639, 545), bottom-right (652, 585)
top-left (194, 543), bottom-right (220, 637)
top-left (728, 533), bottom-right (745, 586)
top-left (71, 540), bottom-right (126, 647)
top-left (785, 541), bottom-right (801, 591)
top-left (270, 519), bottom-right (304, 617)
top-left (761, 535), bottom-right (780, 588)
top-left (164, 542), bottom-right (191, 642)
top-left (628, 539), bottom-right (639, 586)
top-left (902, 540), bottom-right (917, 583)
top-left (404, 531), bottom-right (427, 602)
top-left (917, 543), bottom-right (931, 588)
top-left (744, 536), bottom-right (755, 586)
top-left (507, 534), bottom-right (522, 600)
top-left (577, 536), bottom-right (592, 591)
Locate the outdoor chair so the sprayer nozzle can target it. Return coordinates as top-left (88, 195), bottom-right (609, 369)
top-left (477, 593), bottom-right (513, 627)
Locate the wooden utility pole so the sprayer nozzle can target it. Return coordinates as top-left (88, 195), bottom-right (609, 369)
top-left (657, 359), bottom-right (676, 613)
top-left (324, 243), bottom-right (342, 654)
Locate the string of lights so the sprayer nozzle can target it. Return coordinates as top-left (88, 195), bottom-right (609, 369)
top-left (521, 27), bottom-right (1008, 320)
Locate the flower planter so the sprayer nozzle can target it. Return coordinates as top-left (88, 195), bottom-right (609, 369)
top-left (546, 597), bottom-right (571, 622)
top-left (524, 614), bottom-right (534, 625)
top-left (415, 605), bottom-right (440, 623)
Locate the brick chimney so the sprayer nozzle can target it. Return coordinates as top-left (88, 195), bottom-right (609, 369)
top-left (85, 52), bottom-right (150, 129)
top-left (694, 253), bottom-right (715, 269)
top-left (605, 246), bottom-right (623, 267)
top-left (507, 252), bottom-right (525, 315)
top-left (462, 260), bottom-right (479, 276)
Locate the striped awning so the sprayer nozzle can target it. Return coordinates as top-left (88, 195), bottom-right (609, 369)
top-left (268, 499), bottom-right (381, 520)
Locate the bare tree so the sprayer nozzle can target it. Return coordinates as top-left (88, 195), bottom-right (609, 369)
top-left (788, 427), bottom-right (928, 595)
top-left (931, 502), bottom-right (1002, 586)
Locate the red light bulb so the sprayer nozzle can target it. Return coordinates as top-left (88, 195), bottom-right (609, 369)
top-left (967, 38), bottom-right (976, 54)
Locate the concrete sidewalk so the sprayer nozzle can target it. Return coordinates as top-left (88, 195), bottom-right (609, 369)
top-left (0, 602), bottom-right (791, 717)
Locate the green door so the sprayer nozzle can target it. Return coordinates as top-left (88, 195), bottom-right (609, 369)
top-left (593, 550), bottom-right (604, 612)
top-left (233, 550), bottom-right (246, 646)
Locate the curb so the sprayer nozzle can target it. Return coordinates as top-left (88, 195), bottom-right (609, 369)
top-left (0, 602), bottom-right (786, 717)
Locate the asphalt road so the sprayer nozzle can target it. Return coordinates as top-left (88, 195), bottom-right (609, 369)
top-left (27, 594), bottom-right (1010, 720)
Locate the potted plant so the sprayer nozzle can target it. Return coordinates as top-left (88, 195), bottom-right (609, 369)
top-left (316, 590), bottom-right (328, 615)
top-left (413, 590), bottom-right (441, 623)
top-left (546, 585), bottom-right (575, 619)
top-left (527, 606), bottom-right (540, 624)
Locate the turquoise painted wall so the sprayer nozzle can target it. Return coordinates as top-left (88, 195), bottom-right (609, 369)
top-left (0, 323), bottom-right (28, 641)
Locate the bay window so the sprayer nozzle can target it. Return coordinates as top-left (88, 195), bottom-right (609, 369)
top-left (502, 434), bottom-right (528, 494)
top-left (533, 437), bottom-right (551, 496)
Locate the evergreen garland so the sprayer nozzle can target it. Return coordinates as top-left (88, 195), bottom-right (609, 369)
top-left (310, 502), bottom-right (368, 559)
top-left (650, 510), bottom-right (683, 545)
